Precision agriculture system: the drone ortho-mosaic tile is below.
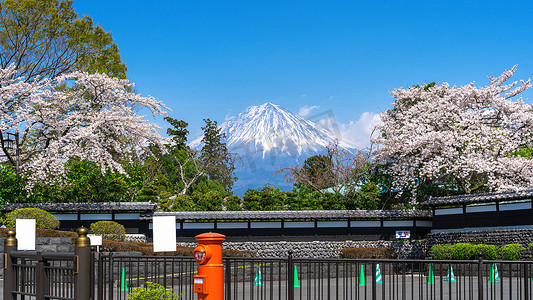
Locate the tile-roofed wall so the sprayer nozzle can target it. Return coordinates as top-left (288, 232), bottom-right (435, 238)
top-left (422, 189), bottom-right (533, 207)
top-left (149, 209), bottom-right (432, 221)
top-left (0, 202), bottom-right (156, 212)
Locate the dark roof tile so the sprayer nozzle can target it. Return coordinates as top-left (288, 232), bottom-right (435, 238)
top-left (421, 189), bottom-right (533, 207)
top-left (0, 202), bottom-right (156, 212)
top-left (148, 209), bottom-right (432, 221)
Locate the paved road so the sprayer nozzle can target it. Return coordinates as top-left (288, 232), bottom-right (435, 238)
top-left (2, 276), bottom-right (530, 299)
top-left (108, 275), bottom-right (531, 300)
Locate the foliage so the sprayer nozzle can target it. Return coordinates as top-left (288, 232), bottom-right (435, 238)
top-left (90, 221), bottom-right (126, 241)
top-left (354, 182), bottom-right (380, 210)
top-left (126, 282), bottom-right (181, 300)
top-left (199, 119), bottom-right (237, 191)
top-left (0, 159), bottom-right (150, 203)
top-left (144, 117), bottom-right (238, 200)
top-left (431, 243), bottom-right (523, 260)
top-left (376, 66), bottom-right (533, 204)
top-left (279, 141), bottom-right (372, 196)
top-left (59, 160), bottom-right (143, 202)
top-left (449, 243), bottom-right (476, 260)
top-left (364, 163), bottom-right (455, 209)
top-left (0, 165), bottom-right (26, 204)
top-left (498, 244), bottom-right (525, 261)
top-left (100, 238), bottom-right (256, 257)
top-left (158, 180), bottom-right (232, 211)
top-left (223, 195), bottom-right (243, 211)
top-left (295, 154), bottom-right (335, 190)
top-left (0, 67), bottom-right (169, 186)
top-left (165, 117), bottom-right (189, 150)
top-left (0, 0), bottom-right (127, 80)
top-left (473, 244), bottom-right (499, 260)
top-left (0, 228), bottom-right (77, 238)
top-left (241, 185), bottom-right (382, 211)
top-left (243, 185), bottom-right (287, 210)
top-left (341, 247), bottom-right (397, 259)
top-left (3, 208), bottom-right (59, 229)
top-left (430, 244), bottom-right (452, 260)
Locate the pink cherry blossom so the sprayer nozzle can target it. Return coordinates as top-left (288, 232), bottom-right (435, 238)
top-left (0, 66), bottom-right (169, 186)
top-left (375, 66), bottom-right (533, 204)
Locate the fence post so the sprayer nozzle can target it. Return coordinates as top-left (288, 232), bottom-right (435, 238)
top-left (35, 252), bottom-right (46, 300)
top-left (108, 250), bottom-right (114, 300)
top-left (97, 253), bottom-right (104, 300)
top-left (371, 256), bottom-right (377, 300)
top-left (74, 227), bottom-right (91, 300)
top-left (225, 258), bottom-right (231, 300)
top-left (525, 262), bottom-right (529, 300)
top-left (477, 252), bottom-right (483, 300)
top-left (3, 230), bottom-right (16, 300)
top-left (288, 250), bottom-right (294, 300)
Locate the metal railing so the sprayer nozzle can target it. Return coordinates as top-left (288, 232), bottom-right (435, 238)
top-left (95, 253), bottom-right (198, 300)
top-left (6, 230), bottom-right (533, 300)
top-left (9, 251), bottom-right (77, 299)
top-left (92, 251), bottom-right (533, 300)
top-left (3, 229), bottom-right (92, 300)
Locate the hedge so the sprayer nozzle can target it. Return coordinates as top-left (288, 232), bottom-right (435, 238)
top-left (498, 244), bottom-right (526, 260)
top-left (431, 243), bottom-right (524, 260)
top-left (90, 221), bottom-right (126, 241)
top-left (2, 208), bottom-right (60, 230)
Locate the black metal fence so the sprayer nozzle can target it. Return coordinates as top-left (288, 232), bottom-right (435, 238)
top-left (8, 251), bottom-right (77, 299)
top-left (3, 229), bottom-right (92, 300)
top-left (6, 230), bottom-right (533, 300)
top-left (95, 253), bottom-right (198, 300)
top-left (92, 252), bottom-right (533, 300)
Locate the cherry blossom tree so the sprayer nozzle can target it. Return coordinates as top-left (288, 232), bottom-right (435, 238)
top-left (0, 65), bottom-right (169, 185)
top-left (375, 66), bottom-right (533, 202)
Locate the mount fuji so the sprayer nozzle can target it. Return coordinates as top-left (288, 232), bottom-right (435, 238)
top-left (190, 102), bottom-right (354, 195)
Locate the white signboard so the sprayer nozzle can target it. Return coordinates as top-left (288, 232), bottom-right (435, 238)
top-left (153, 216), bottom-right (176, 252)
top-left (87, 234), bottom-right (102, 246)
top-left (396, 231), bottom-right (410, 239)
top-left (16, 219), bottom-right (36, 251)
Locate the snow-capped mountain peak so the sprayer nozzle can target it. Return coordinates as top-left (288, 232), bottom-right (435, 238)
top-left (190, 102), bottom-right (353, 157)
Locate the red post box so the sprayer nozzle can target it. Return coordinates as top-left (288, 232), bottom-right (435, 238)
top-left (193, 232), bottom-right (225, 300)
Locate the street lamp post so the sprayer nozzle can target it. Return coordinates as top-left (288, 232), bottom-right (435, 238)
top-left (1, 131), bottom-right (20, 175)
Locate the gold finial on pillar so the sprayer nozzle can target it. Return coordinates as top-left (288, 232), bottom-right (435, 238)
top-left (5, 230), bottom-right (16, 247)
top-left (74, 227), bottom-right (90, 247)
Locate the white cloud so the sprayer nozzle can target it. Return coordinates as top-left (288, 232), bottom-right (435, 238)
top-left (298, 105), bottom-right (319, 117)
top-left (225, 113), bottom-right (236, 121)
top-left (338, 112), bottom-right (382, 148)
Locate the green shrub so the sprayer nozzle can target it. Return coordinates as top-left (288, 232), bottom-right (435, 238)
top-left (341, 248), bottom-right (397, 259)
top-left (528, 241), bottom-right (533, 249)
top-left (498, 244), bottom-right (526, 261)
top-left (2, 208), bottom-right (59, 229)
top-left (430, 244), bottom-right (452, 260)
top-left (90, 221), bottom-right (126, 241)
top-left (126, 282), bottom-right (180, 300)
top-left (473, 244), bottom-right (499, 260)
top-left (449, 243), bottom-right (475, 260)
top-left (431, 243), bottom-right (526, 260)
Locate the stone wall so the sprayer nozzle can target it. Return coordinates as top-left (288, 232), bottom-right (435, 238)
top-left (426, 229), bottom-right (533, 247)
top-left (425, 228), bottom-right (533, 259)
top-left (0, 237), bottom-right (74, 254)
top-left (1, 228), bottom-right (532, 261)
top-left (179, 240), bottom-right (426, 259)
top-left (177, 228), bottom-right (533, 259)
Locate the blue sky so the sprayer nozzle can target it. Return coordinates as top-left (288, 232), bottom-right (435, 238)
top-left (73, 0), bottom-right (533, 146)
